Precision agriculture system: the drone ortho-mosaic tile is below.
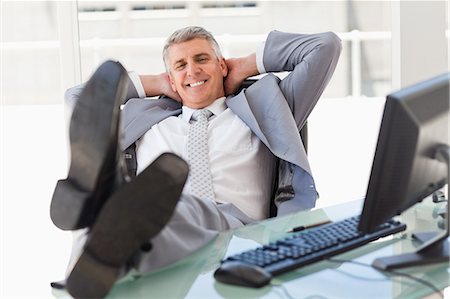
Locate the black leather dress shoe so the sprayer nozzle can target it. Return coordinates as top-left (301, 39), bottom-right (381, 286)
top-left (50, 60), bottom-right (129, 231)
top-left (66, 153), bottom-right (188, 299)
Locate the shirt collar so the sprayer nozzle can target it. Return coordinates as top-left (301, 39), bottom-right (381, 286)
top-left (181, 97), bottom-right (227, 123)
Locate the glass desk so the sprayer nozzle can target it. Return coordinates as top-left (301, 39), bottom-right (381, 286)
top-left (53, 198), bottom-right (450, 298)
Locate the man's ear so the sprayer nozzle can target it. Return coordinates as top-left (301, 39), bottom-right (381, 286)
top-left (220, 58), bottom-right (228, 77)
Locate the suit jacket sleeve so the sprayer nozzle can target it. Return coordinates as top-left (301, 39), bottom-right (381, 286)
top-left (262, 31), bottom-right (342, 131)
top-left (64, 69), bottom-right (140, 117)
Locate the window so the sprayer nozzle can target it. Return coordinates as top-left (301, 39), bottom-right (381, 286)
top-left (1, 1), bottom-right (62, 104)
top-left (74, 1), bottom-right (392, 100)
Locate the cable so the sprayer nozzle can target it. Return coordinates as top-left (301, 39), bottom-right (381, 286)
top-left (270, 279), bottom-right (296, 299)
top-left (331, 268), bottom-right (390, 282)
top-left (327, 258), bottom-right (444, 298)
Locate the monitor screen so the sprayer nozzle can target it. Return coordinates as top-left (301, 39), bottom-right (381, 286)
top-left (359, 73), bottom-right (449, 233)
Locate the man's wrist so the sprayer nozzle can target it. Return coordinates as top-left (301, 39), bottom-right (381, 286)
top-left (128, 71), bottom-right (146, 98)
top-left (239, 53), bottom-right (259, 80)
top-left (256, 41), bottom-right (266, 74)
top-left (139, 73), bottom-right (166, 97)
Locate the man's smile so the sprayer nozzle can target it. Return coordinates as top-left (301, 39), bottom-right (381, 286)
top-left (187, 80), bottom-right (207, 87)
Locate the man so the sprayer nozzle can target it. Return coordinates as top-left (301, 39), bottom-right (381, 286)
top-left (51, 26), bottom-right (341, 298)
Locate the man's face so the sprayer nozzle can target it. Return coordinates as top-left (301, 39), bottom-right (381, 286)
top-left (167, 38), bottom-right (228, 108)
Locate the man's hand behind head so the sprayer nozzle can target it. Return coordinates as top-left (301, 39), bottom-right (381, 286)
top-left (139, 73), bottom-right (182, 103)
top-left (224, 58), bottom-right (246, 96)
top-left (224, 54), bottom-right (259, 96)
top-left (159, 73), bottom-right (182, 103)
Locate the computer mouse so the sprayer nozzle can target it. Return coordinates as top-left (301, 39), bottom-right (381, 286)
top-left (214, 261), bottom-right (272, 288)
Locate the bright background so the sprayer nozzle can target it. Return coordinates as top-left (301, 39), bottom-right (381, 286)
top-left (1, 1), bottom-right (448, 298)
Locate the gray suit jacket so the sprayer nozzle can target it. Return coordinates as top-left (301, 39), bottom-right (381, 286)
top-left (66, 30), bottom-right (341, 218)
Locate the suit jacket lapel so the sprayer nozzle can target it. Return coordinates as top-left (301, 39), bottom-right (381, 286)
top-left (226, 74), bottom-right (311, 175)
top-left (119, 76), bottom-right (311, 176)
top-left (121, 97), bottom-right (182, 150)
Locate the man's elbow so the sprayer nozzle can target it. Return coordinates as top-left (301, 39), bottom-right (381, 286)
top-left (321, 31), bottom-right (342, 60)
top-left (64, 83), bottom-right (86, 118)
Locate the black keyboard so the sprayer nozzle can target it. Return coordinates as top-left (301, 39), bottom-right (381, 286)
top-left (222, 215), bottom-right (406, 275)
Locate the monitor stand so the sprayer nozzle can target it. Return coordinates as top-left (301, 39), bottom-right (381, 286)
top-left (372, 144), bottom-right (450, 271)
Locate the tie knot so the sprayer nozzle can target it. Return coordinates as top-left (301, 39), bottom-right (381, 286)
top-left (191, 109), bottom-right (213, 122)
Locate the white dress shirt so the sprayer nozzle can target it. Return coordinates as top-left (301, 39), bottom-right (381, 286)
top-left (135, 97), bottom-right (276, 220)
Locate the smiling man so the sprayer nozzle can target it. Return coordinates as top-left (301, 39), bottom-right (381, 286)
top-left (51, 26), bottom-right (341, 298)
top-left (166, 37), bottom-right (228, 108)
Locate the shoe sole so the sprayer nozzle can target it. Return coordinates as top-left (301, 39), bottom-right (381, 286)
top-left (66, 153), bottom-right (188, 299)
top-left (50, 61), bottom-right (128, 230)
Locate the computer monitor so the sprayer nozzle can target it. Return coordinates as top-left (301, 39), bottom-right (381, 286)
top-left (358, 73), bottom-right (450, 270)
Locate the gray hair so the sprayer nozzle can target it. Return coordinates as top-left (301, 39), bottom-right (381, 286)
top-left (162, 26), bottom-right (223, 72)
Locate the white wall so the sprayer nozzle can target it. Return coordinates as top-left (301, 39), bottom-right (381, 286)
top-left (391, 1), bottom-right (448, 89)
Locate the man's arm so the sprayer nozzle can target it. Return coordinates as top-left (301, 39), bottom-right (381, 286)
top-left (224, 53), bottom-right (258, 96)
top-left (65, 70), bottom-right (181, 114)
top-left (138, 73), bottom-right (181, 102)
top-left (225, 31), bottom-right (341, 131)
top-left (263, 31), bottom-right (342, 131)
top-left (224, 31), bottom-right (342, 131)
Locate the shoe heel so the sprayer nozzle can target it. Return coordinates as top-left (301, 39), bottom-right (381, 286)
top-left (50, 179), bottom-right (90, 230)
top-left (66, 250), bottom-right (119, 299)
top-left (66, 153), bottom-right (188, 298)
